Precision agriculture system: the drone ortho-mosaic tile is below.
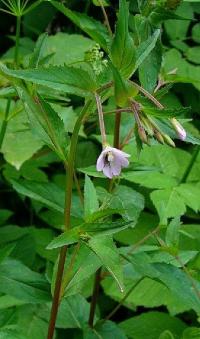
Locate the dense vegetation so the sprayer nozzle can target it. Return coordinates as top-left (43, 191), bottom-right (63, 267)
top-left (0, 0), bottom-right (200, 338)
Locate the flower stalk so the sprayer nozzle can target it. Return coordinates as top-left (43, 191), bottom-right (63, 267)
top-left (47, 100), bottom-right (92, 339)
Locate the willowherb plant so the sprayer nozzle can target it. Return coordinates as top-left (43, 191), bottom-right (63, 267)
top-left (0, 0), bottom-right (200, 338)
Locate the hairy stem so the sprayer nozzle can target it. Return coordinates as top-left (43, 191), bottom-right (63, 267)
top-left (88, 268), bottom-right (102, 327)
top-left (180, 146), bottom-right (200, 183)
top-left (15, 15), bottom-right (21, 67)
top-left (131, 81), bottom-right (164, 109)
top-left (47, 100), bottom-right (92, 339)
top-left (113, 111), bottom-right (121, 149)
top-left (97, 0), bottom-right (112, 36)
top-left (95, 93), bottom-right (107, 146)
top-left (0, 99), bottom-right (11, 150)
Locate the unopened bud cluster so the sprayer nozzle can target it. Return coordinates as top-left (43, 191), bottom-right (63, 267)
top-left (133, 105), bottom-right (186, 147)
top-left (85, 44), bottom-right (108, 75)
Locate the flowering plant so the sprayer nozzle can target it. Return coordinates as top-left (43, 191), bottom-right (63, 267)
top-left (0, 0), bottom-right (200, 338)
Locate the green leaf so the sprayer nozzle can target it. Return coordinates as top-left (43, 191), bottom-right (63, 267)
top-left (143, 106), bottom-right (190, 118)
top-left (0, 99), bottom-right (43, 169)
top-left (47, 228), bottom-right (80, 250)
top-left (122, 171), bottom-right (177, 189)
top-left (175, 184), bottom-right (200, 212)
top-left (84, 320), bottom-right (127, 339)
top-left (83, 219), bottom-right (133, 236)
top-left (134, 29), bottom-right (161, 73)
top-left (186, 47), bottom-right (200, 65)
top-left (88, 236), bottom-right (124, 292)
top-left (111, 64), bottom-right (138, 107)
top-left (159, 330), bottom-right (175, 339)
top-left (0, 258), bottom-right (50, 303)
top-left (11, 179), bottom-right (65, 213)
top-left (50, 1), bottom-right (110, 51)
top-left (110, 0), bottom-right (136, 78)
top-left (84, 175), bottom-right (99, 220)
top-left (165, 217), bottom-right (181, 247)
top-left (65, 244), bottom-right (101, 296)
top-left (17, 305), bottom-right (48, 339)
top-left (164, 3), bottom-right (193, 40)
top-left (119, 311), bottom-right (186, 339)
top-left (139, 40), bottom-right (162, 93)
top-left (34, 95), bottom-right (68, 160)
top-left (182, 327), bottom-right (200, 339)
top-left (29, 33), bottom-right (48, 68)
top-left (107, 186), bottom-right (144, 224)
top-left (43, 32), bottom-right (95, 66)
top-left (150, 188), bottom-right (186, 224)
top-left (192, 23), bottom-right (200, 43)
top-left (56, 294), bottom-right (91, 329)
top-left (0, 64), bottom-right (97, 97)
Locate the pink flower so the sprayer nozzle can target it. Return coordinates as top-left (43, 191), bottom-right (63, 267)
top-left (171, 118), bottom-right (186, 141)
top-left (96, 146), bottom-right (130, 178)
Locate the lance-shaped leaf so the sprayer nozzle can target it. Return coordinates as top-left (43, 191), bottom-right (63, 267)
top-left (111, 64), bottom-right (138, 107)
top-left (50, 1), bottom-right (110, 51)
top-left (84, 175), bottom-right (99, 220)
top-left (6, 81), bottom-right (68, 161)
top-left (47, 219), bottom-right (133, 249)
top-left (0, 63), bottom-right (97, 97)
top-left (88, 236), bottom-right (124, 292)
top-left (29, 32), bottom-right (48, 68)
top-left (134, 29), bottom-right (160, 73)
top-left (110, 0), bottom-right (136, 78)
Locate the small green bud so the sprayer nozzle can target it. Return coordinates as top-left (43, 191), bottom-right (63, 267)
top-left (138, 126), bottom-right (149, 144)
top-left (163, 134), bottom-right (176, 147)
top-left (154, 130), bottom-right (165, 144)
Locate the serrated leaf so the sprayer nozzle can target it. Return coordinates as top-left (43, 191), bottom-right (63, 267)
top-left (0, 64), bottom-right (97, 97)
top-left (84, 175), bottom-right (99, 220)
top-left (47, 228), bottom-right (80, 250)
top-left (0, 258), bottom-right (50, 303)
top-left (50, 1), bottom-right (110, 51)
top-left (88, 236), bottom-right (124, 291)
top-left (143, 106), bottom-right (190, 118)
top-left (150, 188), bottom-right (186, 224)
top-left (134, 29), bottom-right (160, 73)
top-left (29, 33), bottom-right (48, 68)
top-left (165, 217), bottom-right (181, 247)
top-left (119, 311), bottom-right (186, 339)
top-left (11, 179), bottom-right (65, 213)
top-left (110, 0), bottom-right (136, 78)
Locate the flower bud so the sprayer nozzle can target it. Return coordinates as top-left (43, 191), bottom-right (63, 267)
top-left (171, 118), bottom-right (186, 141)
top-left (163, 134), bottom-right (176, 148)
top-left (154, 130), bottom-right (165, 144)
top-left (138, 126), bottom-right (149, 144)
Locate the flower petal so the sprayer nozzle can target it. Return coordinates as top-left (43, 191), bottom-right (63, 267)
top-left (112, 148), bottom-right (130, 158)
top-left (110, 162), bottom-right (121, 176)
top-left (103, 164), bottom-right (113, 178)
top-left (96, 152), bottom-right (105, 171)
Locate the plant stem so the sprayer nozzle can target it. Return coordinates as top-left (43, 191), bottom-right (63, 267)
top-left (15, 15), bottom-right (21, 67)
top-left (97, 0), bottom-right (112, 36)
top-left (0, 99), bottom-right (11, 150)
top-left (88, 268), bottom-right (102, 327)
top-left (47, 100), bottom-right (92, 339)
top-left (180, 146), bottom-right (200, 183)
top-left (104, 278), bottom-right (143, 321)
top-left (131, 81), bottom-right (164, 109)
top-left (113, 111), bottom-right (121, 149)
top-left (95, 93), bottom-right (107, 146)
